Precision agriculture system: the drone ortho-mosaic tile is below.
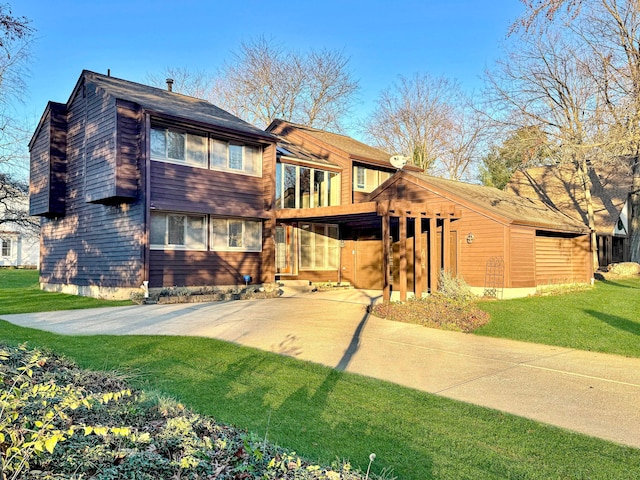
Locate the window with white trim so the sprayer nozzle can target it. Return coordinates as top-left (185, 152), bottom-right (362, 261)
top-left (353, 166), bottom-right (392, 193)
top-left (1, 239), bottom-right (10, 257)
top-left (211, 139), bottom-right (261, 176)
top-left (150, 127), bottom-right (208, 168)
top-left (299, 223), bottom-right (339, 270)
top-left (150, 212), bottom-right (207, 250)
top-left (211, 218), bottom-right (262, 252)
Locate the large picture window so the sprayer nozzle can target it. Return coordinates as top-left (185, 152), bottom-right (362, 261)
top-left (211, 218), bottom-right (262, 252)
top-left (299, 223), bottom-right (339, 270)
top-left (276, 163), bottom-right (340, 209)
top-left (150, 212), bottom-right (207, 250)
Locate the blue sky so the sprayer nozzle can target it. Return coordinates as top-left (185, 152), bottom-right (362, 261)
top-left (18, 0), bottom-right (524, 136)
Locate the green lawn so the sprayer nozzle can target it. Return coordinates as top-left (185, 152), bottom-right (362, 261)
top-left (476, 277), bottom-right (640, 358)
top-left (0, 269), bottom-right (131, 314)
top-left (0, 270), bottom-right (639, 478)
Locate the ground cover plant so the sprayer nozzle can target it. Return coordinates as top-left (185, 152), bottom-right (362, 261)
top-left (475, 277), bottom-right (640, 358)
top-left (369, 294), bottom-right (490, 332)
top-left (1, 322), bottom-right (639, 480)
top-left (0, 269), bottom-right (130, 314)
top-left (0, 344), bottom-right (369, 479)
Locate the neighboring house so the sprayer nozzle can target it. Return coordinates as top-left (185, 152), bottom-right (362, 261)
top-left (29, 70), bottom-right (277, 298)
top-left (0, 194), bottom-right (39, 268)
top-left (29, 71), bottom-right (593, 300)
top-left (506, 163), bottom-right (634, 267)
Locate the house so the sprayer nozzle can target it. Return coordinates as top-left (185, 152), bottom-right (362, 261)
top-left (29, 71), bottom-right (593, 300)
top-left (267, 121), bottom-right (592, 299)
top-left (0, 187), bottom-right (39, 268)
top-left (29, 70), bottom-right (277, 298)
top-left (506, 162), bottom-right (634, 267)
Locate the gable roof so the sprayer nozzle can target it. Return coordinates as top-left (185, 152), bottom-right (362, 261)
top-left (77, 70), bottom-right (275, 141)
top-left (506, 162), bottom-right (633, 234)
top-left (369, 170), bottom-right (589, 233)
top-left (267, 119), bottom-right (397, 167)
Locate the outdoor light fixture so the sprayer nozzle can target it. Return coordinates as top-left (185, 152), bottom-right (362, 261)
top-left (466, 233), bottom-right (475, 244)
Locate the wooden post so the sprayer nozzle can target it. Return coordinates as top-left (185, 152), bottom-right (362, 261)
top-left (399, 214), bottom-right (407, 301)
top-left (382, 214), bottom-right (391, 303)
top-left (442, 217), bottom-right (450, 274)
top-left (414, 217), bottom-right (423, 297)
top-left (429, 217), bottom-right (437, 294)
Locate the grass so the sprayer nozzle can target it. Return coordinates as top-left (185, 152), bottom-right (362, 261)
top-left (476, 277), bottom-right (640, 358)
top-left (0, 269), bottom-right (131, 314)
top-left (1, 322), bottom-right (639, 479)
top-left (1, 270), bottom-right (640, 478)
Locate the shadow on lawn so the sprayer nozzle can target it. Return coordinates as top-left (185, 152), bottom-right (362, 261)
top-left (597, 279), bottom-right (640, 289)
top-left (584, 309), bottom-right (640, 336)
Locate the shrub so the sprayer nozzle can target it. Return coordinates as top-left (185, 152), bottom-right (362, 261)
top-left (0, 344), bottom-right (386, 479)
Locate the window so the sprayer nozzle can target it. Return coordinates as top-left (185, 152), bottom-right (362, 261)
top-left (150, 125), bottom-right (262, 175)
top-left (276, 163), bottom-right (341, 208)
top-left (150, 212), bottom-right (207, 250)
top-left (299, 223), bottom-right (339, 270)
top-left (211, 218), bottom-right (262, 252)
top-left (211, 139), bottom-right (262, 176)
top-left (1, 239), bottom-right (10, 257)
top-left (353, 166), bottom-right (392, 193)
top-left (150, 127), bottom-right (208, 168)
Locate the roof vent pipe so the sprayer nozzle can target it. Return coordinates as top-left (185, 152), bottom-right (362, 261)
top-left (166, 78), bottom-right (174, 92)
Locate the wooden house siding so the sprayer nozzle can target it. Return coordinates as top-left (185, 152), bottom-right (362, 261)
top-left (84, 81), bottom-right (118, 203)
top-left (39, 86), bottom-right (145, 289)
top-left (149, 250), bottom-right (264, 287)
top-left (535, 233), bottom-right (591, 285)
top-left (29, 104), bottom-right (67, 217)
top-left (456, 213), bottom-right (507, 287)
top-left (115, 101), bottom-right (141, 198)
top-left (510, 227), bottom-right (536, 288)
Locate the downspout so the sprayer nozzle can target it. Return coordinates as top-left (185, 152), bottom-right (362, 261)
top-left (142, 112), bottom-right (151, 290)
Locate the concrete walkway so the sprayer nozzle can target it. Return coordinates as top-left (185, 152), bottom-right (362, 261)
top-left (2, 288), bottom-right (640, 449)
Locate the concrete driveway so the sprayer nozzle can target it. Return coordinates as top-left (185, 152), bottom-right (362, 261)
top-left (2, 288), bottom-right (640, 449)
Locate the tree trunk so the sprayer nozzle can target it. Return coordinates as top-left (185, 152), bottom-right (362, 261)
top-left (577, 159), bottom-right (599, 272)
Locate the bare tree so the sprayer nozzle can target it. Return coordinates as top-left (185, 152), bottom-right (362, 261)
top-left (484, 27), bottom-right (602, 268)
top-left (363, 73), bottom-right (457, 173)
top-left (149, 38), bottom-right (359, 131)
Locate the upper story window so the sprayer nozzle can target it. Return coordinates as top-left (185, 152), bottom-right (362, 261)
top-left (276, 163), bottom-right (340, 209)
top-left (211, 140), bottom-right (261, 176)
top-left (150, 126), bottom-right (262, 176)
top-left (150, 212), bottom-right (207, 250)
top-left (353, 166), bottom-right (392, 193)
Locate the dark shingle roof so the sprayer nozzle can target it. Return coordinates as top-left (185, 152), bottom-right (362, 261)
top-left (506, 162), bottom-right (633, 234)
top-left (83, 70), bottom-right (274, 141)
top-left (396, 171), bottom-right (589, 233)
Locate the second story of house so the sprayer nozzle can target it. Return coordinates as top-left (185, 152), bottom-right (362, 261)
top-left (266, 119), bottom-right (420, 209)
top-left (29, 70), bottom-right (278, 221)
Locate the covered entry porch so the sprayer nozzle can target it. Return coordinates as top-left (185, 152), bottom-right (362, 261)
top-left (275, 200), bottom-right (462, 303)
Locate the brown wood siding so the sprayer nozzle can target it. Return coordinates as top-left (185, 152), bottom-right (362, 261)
top-left (149, 250), bottom-right (264, 287)
top-left (535, 233), bottom-right (591, 285)
top-left (84, 81), bottom-right (118, 203)
top-left (261, 143), bottom-right (276, 282)
top-left (39, 86), bottom-right (145, 288)
top-left (29, 104), bottom-right (67, 217)
top-left (115, 100), bottom-right (141, 199)
top-left (510, 227), bottom-right (536, 288)
top-left (150, 162), bottom-right (267, 218)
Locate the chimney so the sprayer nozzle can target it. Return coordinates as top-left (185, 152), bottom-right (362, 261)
top-left (166, 78), bottom-right (174, 92)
